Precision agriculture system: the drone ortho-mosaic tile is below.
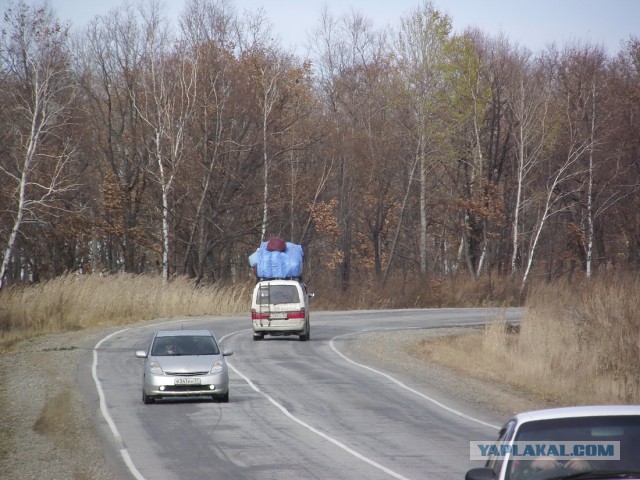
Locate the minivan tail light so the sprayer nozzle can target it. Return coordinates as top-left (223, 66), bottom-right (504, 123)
top-left (251, 310), bottom-right (269, 320)
top-left (287, 309), bottom-right (305, 319)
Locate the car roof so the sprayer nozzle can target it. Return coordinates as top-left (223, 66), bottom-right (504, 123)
top-left (155, 330), bottom-right (213, 338)
top-left (512, 405), bottom-right (640, 424)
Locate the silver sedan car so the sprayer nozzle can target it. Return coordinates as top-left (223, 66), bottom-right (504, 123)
top-left (135, 329), bottom-right (232, 404)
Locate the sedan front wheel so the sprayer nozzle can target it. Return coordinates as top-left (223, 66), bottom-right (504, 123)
top-left (214, 392), bottom-right (229, 403)
top-left (142, 390), bottom-right (155, 404)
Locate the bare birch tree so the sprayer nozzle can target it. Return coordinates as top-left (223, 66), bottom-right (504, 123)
top-left (395, 0), bottom-right (451, 278)
top-left (0, 1), bottom-right (76, 289)
top-left (585, 76), bottom-right (601, 278)
top-left (258, 56), bottom-right (282, 241)
top-left (131, 3), bottom-right (197, 282)
top-left (519, 49), bottom-right (595, 290)
top-left (246, 48), bottom-right (306, 242)
top-left (506, 48), bottom-right (552, 277)
top-left (567, 46), bottom-right (612, 278)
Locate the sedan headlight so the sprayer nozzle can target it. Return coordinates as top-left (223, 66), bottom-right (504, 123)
top-left (149, 361), bottom-right (163, 375)
top-left (210, 360), bottom-right (224, 374)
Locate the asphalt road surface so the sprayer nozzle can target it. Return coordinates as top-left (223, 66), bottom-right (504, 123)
top-left (90, 308), bottom-right (523, 480)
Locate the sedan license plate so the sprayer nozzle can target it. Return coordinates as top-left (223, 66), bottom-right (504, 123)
top-left (270, 312), bottom-right (287, 320)
top-left (175, 377), bottom-right (201, 385)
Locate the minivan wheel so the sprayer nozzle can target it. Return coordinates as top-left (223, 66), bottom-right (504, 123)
top-left (253, 333), bottom-right (264, 341)
top-left (299, 322), bottom-right (310, 341)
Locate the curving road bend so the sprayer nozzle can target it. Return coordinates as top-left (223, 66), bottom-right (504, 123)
top-left (91, 308), bottom-right (523, 480)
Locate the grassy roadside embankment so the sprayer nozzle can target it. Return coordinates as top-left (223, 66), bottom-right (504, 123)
top-left (414, 274), bottom-right (640, 405)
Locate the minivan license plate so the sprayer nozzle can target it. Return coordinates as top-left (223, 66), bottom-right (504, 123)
top-left (175, 377), bottom-right (201, 385)
top-left (270, 312), bottom-right (287, 319)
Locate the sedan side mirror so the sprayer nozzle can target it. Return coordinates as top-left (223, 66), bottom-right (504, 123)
top-left (222, 349), bottom-right (233, 356)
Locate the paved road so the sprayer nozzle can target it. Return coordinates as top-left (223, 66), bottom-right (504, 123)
top-left (91, 308), bottom-right (523, 480)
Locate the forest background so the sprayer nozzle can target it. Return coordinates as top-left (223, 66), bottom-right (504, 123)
top-left (1, 0), bottom-right (639, 303)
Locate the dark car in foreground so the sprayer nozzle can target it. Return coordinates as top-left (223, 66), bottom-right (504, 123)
top-left (467, 405), bottom-right (640, 480)
top-left (135, 329), bottom-right (232, 404)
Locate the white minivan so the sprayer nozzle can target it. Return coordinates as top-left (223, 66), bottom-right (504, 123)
top-left (251, 279), bottom-right (313, 341)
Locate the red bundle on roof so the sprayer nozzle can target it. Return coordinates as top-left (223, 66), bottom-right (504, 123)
top-left (266, 237), bottom-right (286, 252)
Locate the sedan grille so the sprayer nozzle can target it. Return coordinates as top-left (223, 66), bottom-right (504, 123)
top-left (163, 385), bottom-right (212, 393)
top-left (165, 371), bottom-right (209, 376)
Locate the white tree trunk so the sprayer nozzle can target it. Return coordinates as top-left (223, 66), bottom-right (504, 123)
top-left (257, 65), bottom-right (282, 241)
top-left (130, 5), bottom-right (195, 283)
top-left (506, 61), bottom-right (552, 285)
top-left (419, 132), bottom-right (428, 277)
top-left (520, 144), bottom-right (590, 292)
top-left (262, 100), bottom-right (269, 241)
top-left (511, 106), bottom-right (525, 274)
top-left (585, 81), bottom-right (597, 278)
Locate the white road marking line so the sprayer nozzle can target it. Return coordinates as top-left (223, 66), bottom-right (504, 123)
top-left (329, 328), bottom-right (500, 430)
top-left (93, 318), bottom-right (190, 480)
top-left (93, 328), bottom-right (146, 480)
top-left (221, 331), bottom-right (411, 480)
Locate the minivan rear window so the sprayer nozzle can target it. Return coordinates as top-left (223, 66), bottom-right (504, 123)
top-left (257, 285), bottom-right (299, 305)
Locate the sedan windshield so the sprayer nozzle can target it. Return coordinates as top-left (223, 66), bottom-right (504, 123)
top-left (506, 416), bottom-right (640, 480)
top-left (151, 335), bottom-right (219, 356)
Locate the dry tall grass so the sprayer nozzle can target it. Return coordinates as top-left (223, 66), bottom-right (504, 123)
top-left (0, 271), bottom-right (517, 348)
top-left (0, 273), bottom-right (252, 347)
top-left (310, 271), bottom-right (519, 310)
top-left (415, 273), bottom-right (640, 405)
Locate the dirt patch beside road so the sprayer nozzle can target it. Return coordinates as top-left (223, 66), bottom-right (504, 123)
top-left (0, 330), bottom-right (123, 480)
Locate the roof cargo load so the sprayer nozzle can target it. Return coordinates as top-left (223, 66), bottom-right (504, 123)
top-left (248, 238), bottom-right (303, 279)
top-left (266, 236), bottom-right (286, 252)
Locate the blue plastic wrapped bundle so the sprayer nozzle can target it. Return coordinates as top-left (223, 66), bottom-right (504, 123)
top-left (249, 240), bottom-right (303, 279)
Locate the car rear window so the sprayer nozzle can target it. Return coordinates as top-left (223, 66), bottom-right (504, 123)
top-left (152, 335), bottom-right (220, 356)
top-left (256, 285), bottom-right (300, 305)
